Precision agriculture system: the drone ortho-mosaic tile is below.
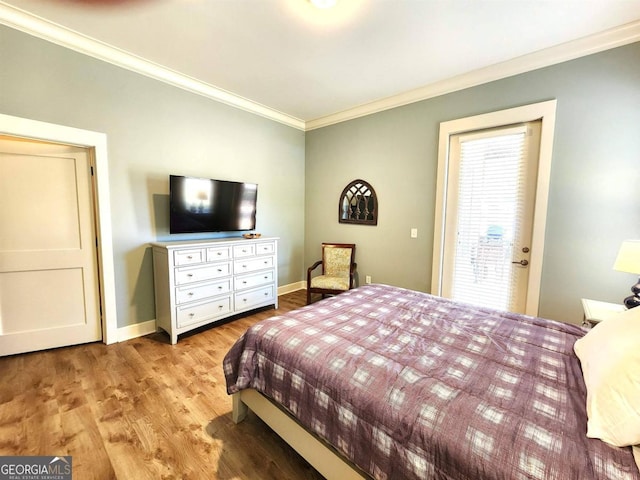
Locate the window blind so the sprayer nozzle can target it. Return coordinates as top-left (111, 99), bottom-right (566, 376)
top-left (450, 126), bottom-right (529, 311)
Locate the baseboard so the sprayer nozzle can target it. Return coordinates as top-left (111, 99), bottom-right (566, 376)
top-left (116, 282), bottom-right (306, 343)
top-left (278, 281), bottom-right (305, 296)
top-left (117, 319), bottom-right (157, 342)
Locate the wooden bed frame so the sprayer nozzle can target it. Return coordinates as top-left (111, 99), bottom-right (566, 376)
top-left (232, 389), bottom-right (368, 480)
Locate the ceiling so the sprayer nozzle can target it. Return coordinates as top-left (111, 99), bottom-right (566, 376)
top-left (2, 0), bottom-right (640, 129)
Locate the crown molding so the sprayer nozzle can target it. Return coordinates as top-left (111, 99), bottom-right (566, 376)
top-left (0, 2), bottom-right (306, 131)
top-left (305, 20), bottom-right (640, 131)
top-left (1, 2), bottom-right (638, 133)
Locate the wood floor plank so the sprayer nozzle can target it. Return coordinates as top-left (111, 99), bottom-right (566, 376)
top-left (0, 290), bottom-right (323, 479)
top-left (0, 394), bottom-right (29, 455)
top-left (59, 404), bottom-right (117, 479)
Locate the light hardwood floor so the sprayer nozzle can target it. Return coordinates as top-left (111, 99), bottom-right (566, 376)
top-left (0, 290), bottom-right (325, 479)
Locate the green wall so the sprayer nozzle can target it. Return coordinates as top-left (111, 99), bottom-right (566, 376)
top-left (305, 42), bottom-right (640, 324)
top-left (2, 24), bottom-right (638, 329)
top-left (0, 25), bottom-right (306, 329)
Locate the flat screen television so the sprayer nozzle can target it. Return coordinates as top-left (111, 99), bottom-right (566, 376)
top-left (169, 175), bottom-right (258, 234)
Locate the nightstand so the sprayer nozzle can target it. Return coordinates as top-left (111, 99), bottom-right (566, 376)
top-left (581, 298), bottom-right (627, 328)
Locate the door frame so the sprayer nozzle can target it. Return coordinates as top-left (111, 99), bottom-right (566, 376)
top-left (0, 113), bottom-right (118, 344)
top-left (431, 100), bottom-right (557, 315)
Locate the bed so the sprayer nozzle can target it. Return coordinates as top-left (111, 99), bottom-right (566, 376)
top-left (223, 284), bottom-right (640, 480)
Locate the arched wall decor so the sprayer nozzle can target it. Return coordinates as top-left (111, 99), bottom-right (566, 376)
top-left (339, 179), bottom-right (378, 225)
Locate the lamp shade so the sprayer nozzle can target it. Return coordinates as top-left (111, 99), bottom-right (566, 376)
top-left (613, 240), bottom-right (640, 275)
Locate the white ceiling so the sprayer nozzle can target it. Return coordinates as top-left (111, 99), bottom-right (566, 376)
top-left (2, 0), bottom-right (640, 128)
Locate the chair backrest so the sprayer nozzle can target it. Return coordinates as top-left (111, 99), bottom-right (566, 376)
top-left (322, 243), bottom-right (355, 278)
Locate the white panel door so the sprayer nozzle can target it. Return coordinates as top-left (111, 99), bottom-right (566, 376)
top-left (0, 136), bottom-right (101, 356)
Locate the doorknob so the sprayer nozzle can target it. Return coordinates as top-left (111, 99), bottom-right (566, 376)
top-left (512, 259), bottom-right (529, 266)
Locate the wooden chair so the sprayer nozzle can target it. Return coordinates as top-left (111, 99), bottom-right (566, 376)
top-left (307, 243), bottom-right (357, 304)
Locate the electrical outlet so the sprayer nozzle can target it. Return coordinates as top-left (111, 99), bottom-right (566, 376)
top-left (365, 275), bottom-right (372, 284)
top-left (411, 228), bottom-right (418, 238)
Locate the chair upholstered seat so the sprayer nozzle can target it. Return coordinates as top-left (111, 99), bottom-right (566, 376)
top-left (307, 243), bottom-right (356, 304)
top-left (310, 275), bottom-right (350, 290)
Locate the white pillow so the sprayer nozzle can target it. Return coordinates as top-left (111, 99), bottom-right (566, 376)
top-left (573, 306), bottom-right (640, 447)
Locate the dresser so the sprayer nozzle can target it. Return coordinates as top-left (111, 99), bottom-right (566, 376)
top-left (151, 237), bottom-right (278, 344)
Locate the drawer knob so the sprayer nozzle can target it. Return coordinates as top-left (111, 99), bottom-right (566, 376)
top-left (187, 255), bottom-right (193, 259)
top-left (242, 281), bottom-right (247, 284)
top-left (188, 292), bottom-right (194, 296)
top-left (242, 265), bottom-right (247, 268)
top-left (218, 286), bottom-right (223, 290)
top-left (189, 313), bottom-right (195, 317)
top-left (187, 274), bottom-right (193, 277)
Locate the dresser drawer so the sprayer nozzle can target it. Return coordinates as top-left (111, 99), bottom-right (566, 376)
top-left (207, 246), bottom-right (232, 262)
top-left (175, 279), bottom-right (232, 305)
top-left (235, 285), bottom-right (275, 311)
top-left (234, 256), bottom-right (274, 275)
top-left (255, 241), bottom-right (276, 256)
top-left (233, 243), bottom-right (256, 258)
top-left (174, 248), bottom-right (204, 266)
top-left (175, 262), bottom-right (231, 285)
top-left (176, 296), bottom-right (232, 328)
top-left (235, 270), bottom-right (275, 291)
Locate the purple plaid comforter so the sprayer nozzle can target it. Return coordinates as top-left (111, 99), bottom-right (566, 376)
top-left (224, 284), bottom-right (639, 480)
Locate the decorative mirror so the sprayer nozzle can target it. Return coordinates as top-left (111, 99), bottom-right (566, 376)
top-left (339, 179), bottom-right (378, 225)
